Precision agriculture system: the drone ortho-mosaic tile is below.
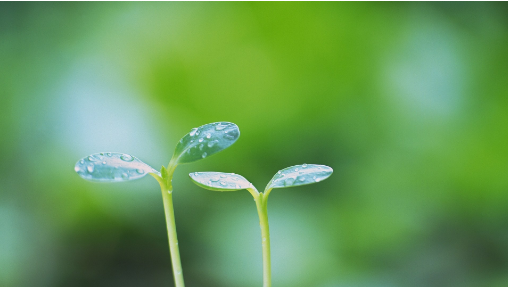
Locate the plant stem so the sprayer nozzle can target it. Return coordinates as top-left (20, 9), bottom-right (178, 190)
top-left (255, 193), bottom-right (271, 287)
top-left (157, 164), bottom-right (185, 287)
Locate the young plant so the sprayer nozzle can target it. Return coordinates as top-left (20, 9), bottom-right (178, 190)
top-left (74, 122), bottom-right (240, 287)
top-left (188, 164), bottom-right (333, 287)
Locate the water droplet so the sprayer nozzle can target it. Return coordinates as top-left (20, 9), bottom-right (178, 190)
top-left (74, 165), bottom-right (81, 172)
top-left (87, 156), bottom-right (94, 161)
top-left (100, 152), bottom-right (104, 155)
top-left (220, 174), bottom-right (227, 178)
top-left (202, 152), bottom-right (207, 158)
top-left (224, 133), bottom-right (235, 140)
top-left (295, 168), bottom-right (299, 172)
top-left (189, 128), bottom-right (198, 137)
top-left (190, 140), bottom-right (194, 143)
top-left (87, 164), bottom-right (94, 173)
top-left (211, 177), bottom-right (219, 182)
top-left (198, 138), bottom-right (204, 143)
top-left (121, 173), bottom-right (129, 179)
top-left (120, 154), bottom-right (134, 162)
top-left (80, 159), bottom-right (84, 164)
top-left (284, 177), bottom-right (295, 186)
top-left (206, 133), bottom-right (211, 139)
top-left (102, 161), bottom-right (106, 165)
top-left (208, 180), bottom-right (212, 185)
top-left (136, 169), bottom-right (144, 174)
top-left (220, 181), bottom-right (226, 186)
top-left (207, 140), bottom-right (217, 148)
top-left (199, 144), bottom-right (204, 150)
top-left (277, 171), bottom-right (281, 175)
top-left (176, 271), bottom-right (181, 275)
top-left (235, 184), bottom-right (240, 189)
top-left (298, 176), bottom-right (305, 182)
top-left (196, 130), bottom-right (200, 136)
top-left (302, 163), bottom-right (308, 168)
top-left (107, 152), bottom-right (112, 156)
top-left (215, 123), bottom-right (227, 131)
top-left (262, 237), bottom-right (266, 242)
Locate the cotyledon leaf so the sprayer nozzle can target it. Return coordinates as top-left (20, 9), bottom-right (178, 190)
top-left (265, 164), bottom-right (333, 191)
top-left (172, 122), bottom-right (240, 165)
top-left (189, 172), bottom-right (252, 192)
top-left (74, 152), bottom-right (159, 182)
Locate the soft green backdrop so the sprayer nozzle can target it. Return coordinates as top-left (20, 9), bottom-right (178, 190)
top-left (1, 2), bottom-right (508, 287)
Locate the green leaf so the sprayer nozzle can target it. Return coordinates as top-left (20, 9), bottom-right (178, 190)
top-left (75, 152), bottom-right (158, 182)
top-left (172, 122), bottom-right (240, 164)
top-left (189, 172), bottom-right (252, 192)
top-left (265, 164), bottom-right (333, 191)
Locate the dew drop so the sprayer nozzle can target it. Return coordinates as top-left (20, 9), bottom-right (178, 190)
top-left (87, 164), bottom-right (94, 173)
top-left (202, 152), bottom-right (207, 158)
top-left (207, 140), bottom-right (217, 148)
top-left (208, 180), bottom-right (212, 185)
top-left (295, 168), bottom-right (299, 172)
top-left (100, 152), bottom-right (104, 155)
top-left (121, 173), bottom-right (129, 179)
top-left (74, 165), bottom-right (81, 172)
top-left (277, 171), bottom-right (281, 175)
top-left (136, 169), bottom-right (144, 174)
top-left (199, 144), bottom-right (204, 150)
top-left (298, 176), bottom-right (305, 182)
top-left (80, 159), bottom-right (84, 164)
top-left (224, 133), bottom-right (235, 140)
top-left (87, 156), bottom-right (94, 161)
top-left (190, 140), bottom-right (194, 143)
top-left (284, 177), bottom-right (295, 186)
top-left (220, 181), bottom-right (227, 186)
top-left (198, 138), bottom-right (204, 143)
top-left (189, 128), bottom-right (198, 137)
top-left (206, 133), bottom-right (211, 139)
top-left (120, 154), bottom-right (134, 162)
top-left (102, 161), bottom-right (106, 165)
top-left (302, 163), bottom-right (308, 168)
top-left (211, 177), bottom-right (219, 182)
top-left (262, 237), bottom-right (266, 242)
top-left (215, 123), bottom-right (227, 131)
top-left (235, 184), bottom-right (240, 189)
top-left (220, 174), bottom-right (227, 178)
top-left (107, 152), bottom-right (112, 156)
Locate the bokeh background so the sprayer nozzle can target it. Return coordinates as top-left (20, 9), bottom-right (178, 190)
top-left (2, 2), bottom-right (508, 287)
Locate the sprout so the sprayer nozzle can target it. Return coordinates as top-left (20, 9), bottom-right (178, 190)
top-left (189, 164), bottom-right (333, 287)
top-left (75, 122), bottom-right (240, 287)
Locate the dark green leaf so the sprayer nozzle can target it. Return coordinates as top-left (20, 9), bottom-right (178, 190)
top-left (172, 122), bottom-right (240, 164)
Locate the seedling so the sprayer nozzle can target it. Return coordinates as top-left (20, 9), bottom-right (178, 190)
top-left (74, 122), bottom-right (240, 287)
top-left (188, 164), bottom-right (333, 287)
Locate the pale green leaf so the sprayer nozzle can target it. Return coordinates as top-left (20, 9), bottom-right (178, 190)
top-left (75, 152), bottom-right (158, 182)
top-left (189, 172), bottom-right (252, 192)
top-left (265, 164), bottom-right (333, 191)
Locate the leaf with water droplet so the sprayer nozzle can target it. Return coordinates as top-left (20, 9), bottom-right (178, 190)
top-left (189, 172), bottom-right (251, 192)
top-left (265, 164), bottom-right (333, 191)
top-left (75, 152), bottom-right (159, 182)
top-left (172, 122), bottom-right (240, 164)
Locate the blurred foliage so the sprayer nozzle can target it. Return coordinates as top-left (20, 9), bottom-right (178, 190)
top-left (2, 2), bottom-right (508, 287)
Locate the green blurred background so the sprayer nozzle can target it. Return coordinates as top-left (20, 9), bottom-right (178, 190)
top-left (2, 2), bottom-right (508, 287)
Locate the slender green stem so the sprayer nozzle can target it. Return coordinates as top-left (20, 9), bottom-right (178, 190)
top-left (155, 164), bottom-right (185, 287)
top-left (255, 192), bottom-right (271, 287)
